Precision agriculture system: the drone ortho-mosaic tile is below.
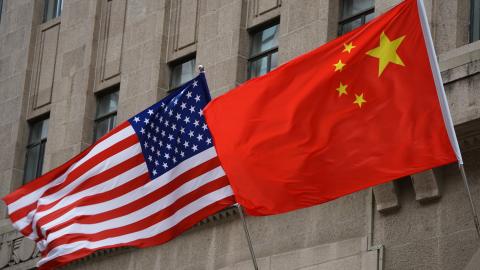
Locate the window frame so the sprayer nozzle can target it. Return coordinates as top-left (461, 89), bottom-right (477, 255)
top-left (338, 1), bottom-right (374, 36)
top-left (169, 56), bottom-right (197, 91)
top-left (24, 117), bottom-right (49, 184)
top-left (93, 88), bottom-right (119, 142)
top-left (247, 21), bottom-right (280, 80)
top-left (43, 0), bottom-right (63, 23)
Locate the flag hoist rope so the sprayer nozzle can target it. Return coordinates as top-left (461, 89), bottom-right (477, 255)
top-left (417, 0), bottom-right (480, 238)
top-left (199, 65), bottom-right (259, 269)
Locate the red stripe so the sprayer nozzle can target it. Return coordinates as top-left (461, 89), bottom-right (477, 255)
top-left (35, 154), bottom-right (147, 237)
top-left (3, 122), bottom-right (130, 206)
top-left (40, 134), bottom-right (139, 200)
top-left (44, 176), bottom-right (230, 254)
top-left (9, 203), bottom-right (36, 223)
top-left (44, 157), bottom-right (221, 237)
top-left (38, 196), bottom-right (235, 270)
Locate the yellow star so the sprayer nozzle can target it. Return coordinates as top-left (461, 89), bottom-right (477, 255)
top-left (353, 93), bottom-right (366, 108)
top-left (366, 32), bottom-right (406, 76)
top-left (333, 60), bottom-right (346, 72)
top-left (336, 82), bottom-right (348, 96)
top-left (343, 42), bottom-right (356, 53)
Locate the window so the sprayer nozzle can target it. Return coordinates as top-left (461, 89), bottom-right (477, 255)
top-left (170, 58), bottom-right (196, 90)
top-left (471, 0), bottom-right (480, 42)
top-left (94, 90), bottom-right (119, 142)
top-left (0, 0), bottom-right (3, 23)
top-left (248, 23), bottom-right (279, 79)
top-left (43, 0), bottom-right (63, 23)
top-left (338, 0), bottom-right (374, 36)
top-left (24, 118), bottom-right (49, 183)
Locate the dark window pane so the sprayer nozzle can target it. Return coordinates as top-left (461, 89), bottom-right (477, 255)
top-left (249, 56), bottom-right (269, 78)
top-left (0, 0), bottom-right (3, 23)
top-left (171, 58), bottom-right (196, 89)
top-left (472, 0), bottom-right (480, 42)
top-left (96, 91), bottom-right (119, 118)
top-left (94, 118), bottom-right (111, 141)
top-left (24, 118), bottom-right (48, 183)
top-left (43, 0), bottom-right (63, 22)
top-left (251, 25), bottom-right (279, 56)
top-left (341, 0), bottom-right (374, 19)
top-left (340, 18), bottom-right (363, 35)
top-left (271, 51), bottom-right (278, 70)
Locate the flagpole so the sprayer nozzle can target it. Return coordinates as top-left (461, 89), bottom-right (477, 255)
top-left (235, 203), bottom-right (259, 270)
top-left (417, 0), bottom-right (480, 238)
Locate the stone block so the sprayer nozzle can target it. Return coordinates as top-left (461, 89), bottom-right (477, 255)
top-left (373, 182), bottom-right (400, 213)
top-left (411, 169), bottom-right (440, 202)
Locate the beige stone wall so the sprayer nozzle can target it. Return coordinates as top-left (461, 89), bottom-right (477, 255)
top-left (1, 0), bottom-right (480, 269)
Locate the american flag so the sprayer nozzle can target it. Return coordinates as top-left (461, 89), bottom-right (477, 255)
top-left (2, 74), bottom-right (235, 269)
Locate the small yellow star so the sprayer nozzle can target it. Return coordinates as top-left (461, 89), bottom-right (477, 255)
top-left (333, 60), bottom-right (346, 72)
top-left (336, 82), bottom-right (348, 96)
top-left (343, 42), bottom-right (356, 53)
top-left (353, 93), bottom-right (366, 108)
top-left (366, 32), bottom-right (406, 76)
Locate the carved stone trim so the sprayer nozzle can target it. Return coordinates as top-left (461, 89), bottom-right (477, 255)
top-left (0, 229), bottom-right (39, 270)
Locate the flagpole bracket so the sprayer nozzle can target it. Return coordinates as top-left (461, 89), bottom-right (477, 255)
top-left (198, 65), bottom-right (205, 73)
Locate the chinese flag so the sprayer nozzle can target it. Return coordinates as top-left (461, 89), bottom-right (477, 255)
top-left (204, 0), bottom-right (459, 215)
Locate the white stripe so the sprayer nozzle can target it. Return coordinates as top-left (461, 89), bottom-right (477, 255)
top-left (34, 163), bottom-right (149, 227)
top-left (40, 147), bottom-right (218, 234)
top-left (7, 125), bottom-right (135, 213)
top-left (29, 143), bottom-right (142, 240)
top-left (37, 186), bottom-right (233, 267)
top-left (43, 165), bottom-right (225, 246)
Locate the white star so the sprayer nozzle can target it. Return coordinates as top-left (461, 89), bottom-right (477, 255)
top-left (202, 123), bottom-right (208, 130)
top-left (166, 144), bottom-right (172, 150)
top-left (173, 157), bottom-right (177, 163)
top-left (147, 133), bottom-right (151, 139)
top-left (189, 106), bottom-right (195, 113)
top-left (192, 145), bottom-right (198, 151)
top-left (155, 127), bottom-right (160, 133)
top-left (196, 134), bottom-right (203, 141)
top-left (164, 120), bottom-right (169, 127)
top-left (152, 170), bottom-right (157, 176)
top-left (184, 116), bottom-right (190, 124)
top-left (144, 142), bottom-right (148, 148)
top-left (171, 124), bottom-right (176, 131)
top-left (169, 110), bottom-right (173, 116)
top-left (194, 95), bottom-right (201, 102)
top-left (155, 113), bottom-right (159, 119)
top-left (147, 109), bottom-right (154, 115)
top-left (198, 109), bottom-right (204, 116)
top-left (148, 155), bottom-right (153, 162)
top-left (164, 153), bottom-right (170, 159)
top-left (181, 102), bottom-right (187, 110)
top-left (186, 92), bottom-right (192, 98)
top-left (150, 122), bottom-right (155, 129)
top-left (180, 151), bottom-right (185, 157)
top-left (193, 80), bottom-right (198, 87)
top-left (159, 141), bottom-right (163, 147)
top-left (177, 137), bottom-right (181, 144)
top-left (161, 102), bottom-right (165, 108)
top-left (176, 113), bottom-right (181, 120)
top-left (159, 116), bottom-right (163, 123)
top-left (133, 117), bottom-right (140, 123)
top-left (206, 138), bottom-right (212, 144)
top-left (193, 120), bottom-right (200, 127)
top-left (183, 141), bottom-right (189, 148)
top-left (168, 134), bottom-right (174, 141)
top-left (188, 131), bottom-right (194, 137)
top-left (174, 147), bottom-right (178, 153)
top-left (153, 136), bottom-right (157, 142)
top-left (163, 162), bottom-right (168, 169)
top-left (150, 146), bottom-right (155, 152)
top-left (161, 130), bottom-right (166, 137)
top-left (156, 150), bottom-right (161, 156)
top-left (155, 160), bottom-right (159, 166)
top-left (180, 127), bottom-right (185, 134)
top-left (144, 118), bottom-right (150, 124)
top-left (173, 99), bottom-right (178, 106)
top-left (140, 128), bottom-right (145, 134)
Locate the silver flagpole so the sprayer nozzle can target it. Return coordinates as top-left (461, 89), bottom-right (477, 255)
top-left (198, 65), bottom-right (259, 268)
top-left (417, 0), bottom-right (480, 238)
top-left (235, 203), bottom-right (259, 270)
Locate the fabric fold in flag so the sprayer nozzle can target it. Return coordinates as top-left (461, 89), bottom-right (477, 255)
top-left (3, 73), bottom-right (235, 269)
top-left (204, 0), bottom-right (458, 216)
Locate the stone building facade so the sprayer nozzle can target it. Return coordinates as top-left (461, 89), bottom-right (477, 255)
top-left (1, 0), bottom-right (480, 269)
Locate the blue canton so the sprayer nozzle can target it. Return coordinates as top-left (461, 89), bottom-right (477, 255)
top-left (128, 74), bottom-right (214, 180)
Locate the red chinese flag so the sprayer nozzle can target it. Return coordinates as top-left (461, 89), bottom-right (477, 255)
top-left (204, 0), bottom-right (460, 216)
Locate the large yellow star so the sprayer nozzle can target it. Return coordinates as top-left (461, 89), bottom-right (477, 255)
top-left (333, 60), bottom-right (346, 72)
top-left (354, 93), bottom-right (366, 108)
top-left (336, 82), bottom-right (348, 96)
top-left (366, 32), bottom-right (406, 76)
top-left (343, 42), bottom-right (356, 53)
